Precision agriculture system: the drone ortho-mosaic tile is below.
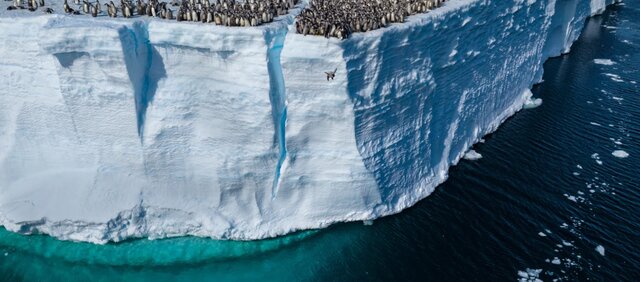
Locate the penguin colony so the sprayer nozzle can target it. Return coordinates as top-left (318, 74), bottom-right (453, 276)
top-left (296, 0), bottom-right (446, 39)
top-left (5, 0), bottom-right (298, 27)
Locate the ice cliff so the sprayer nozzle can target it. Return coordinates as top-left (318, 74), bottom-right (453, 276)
top-left (0, 0), bottom-right (620, 243)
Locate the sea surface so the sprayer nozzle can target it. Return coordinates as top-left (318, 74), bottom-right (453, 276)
top-left (1, 2), bottom-right (639, 281)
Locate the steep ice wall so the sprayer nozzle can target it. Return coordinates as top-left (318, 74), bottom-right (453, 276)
top-left (0, 0), bottom-right (620, 243)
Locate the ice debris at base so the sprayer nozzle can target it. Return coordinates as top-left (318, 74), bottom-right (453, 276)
top-left (596, 245), bottom-right (605, 256)
top-left (594, 59), bottom-right (616, 65)
top-left (0, 0), bottom-right (622, 243)
top-left (612, 150), bottom-right (629, 158)
top-left (463, 150), bottom-right (483, 161)
top-left (522, 89), bottom-right (543, 109)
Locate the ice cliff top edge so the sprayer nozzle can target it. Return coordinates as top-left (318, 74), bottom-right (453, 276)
top-left (0, 0), bottom-right (620, 244)
top-left (3, 0), bottom-right (449, 39)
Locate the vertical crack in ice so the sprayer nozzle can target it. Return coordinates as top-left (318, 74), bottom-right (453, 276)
top-left (119, 22), bottom-right (166, 143)
top-left (265, 27), bottom-right (289, 199)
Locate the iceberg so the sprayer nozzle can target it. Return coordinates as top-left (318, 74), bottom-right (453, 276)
top-left (0, 0), bottom-right (621, 243)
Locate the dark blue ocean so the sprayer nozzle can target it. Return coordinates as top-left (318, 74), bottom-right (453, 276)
top-left (1, 1), bottom-right (639, 281)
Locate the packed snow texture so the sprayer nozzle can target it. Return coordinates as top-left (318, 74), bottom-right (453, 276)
top-left (0, 0), bottom-right (621, 243)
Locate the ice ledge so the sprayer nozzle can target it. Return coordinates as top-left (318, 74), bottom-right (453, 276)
top-left (0, 0), bottom-right (622, 244)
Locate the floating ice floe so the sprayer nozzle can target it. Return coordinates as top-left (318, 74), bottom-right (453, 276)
top-left (538, 232), bottom-right (546, 237)
top-left (551, 257), bottom-right (561, 265)
top-left (612, 150), bottom-right (629, 158)
top-left (522, 90), bottom-right (543, 109)
top-left (594, 59), bottom-right (616, 65)
top-left (604, 73), bottom-right (624, 82)
top-left (596, 245), bottom-right (605, 256)
top-left (463, 150), bottom-right (483, 160)
top-left (517, 268), bottom-right (543, 282)
top-left (591, 153), bottom-right (603, 165)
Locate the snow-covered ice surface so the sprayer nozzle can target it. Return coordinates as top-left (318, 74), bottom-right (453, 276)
top-left (0, 0), bottom-right (622, 243)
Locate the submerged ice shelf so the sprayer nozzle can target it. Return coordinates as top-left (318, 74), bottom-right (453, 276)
top-left (0, 0), bottom-right (621, 243)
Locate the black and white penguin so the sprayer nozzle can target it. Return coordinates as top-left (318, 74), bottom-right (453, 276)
top-left (82, 0), bottom-right (90, 13)
top-left (63, 0), bottom-right (73, 13)
top-left (325, 68), bottom-right (337, 81)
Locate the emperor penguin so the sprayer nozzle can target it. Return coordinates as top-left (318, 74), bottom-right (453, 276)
top-left (123, 3), bottom-right (131, 17)
top-left (325, 68), bottom-right (336, 81)
top-left (82, 0), bottom-right (90, 13)
top-left (63, 0), bottom-right (72, 13)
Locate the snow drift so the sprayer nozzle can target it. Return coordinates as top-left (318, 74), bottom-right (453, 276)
top-left (0, 0), bottom-right (620, 243)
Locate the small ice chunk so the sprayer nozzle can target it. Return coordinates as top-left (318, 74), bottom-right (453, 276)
top-left (596, 245), bottom-right (605, 256)
top-left (523, 97), bottom-right (543, 109)
top-left (590, 122), bottom-right (601, 126)
top-left (604, 73), bottom-right (624, 82)
top-left (551, 257), bottom-right (561, 265)
top-left (538, 232), bottom-right (547, 237)
top-left (562, 240), bottom-right (573, 246)
top-left (594, 59), bottom-right (616, 65)
top-left (573, 172), bottom-right (580, 176)
top-left (462, 17), bottom-right (472, 26)
top-left (612, 150), bottom-right (629, 158)
top-left (564, 194), bottom-right (577, 202)
top-left (464, 150), bottom-right (483, 160)
top-left (518, 271), bottom-right (528, 278)
top-left (577, 165), bottom-right (583, 169)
